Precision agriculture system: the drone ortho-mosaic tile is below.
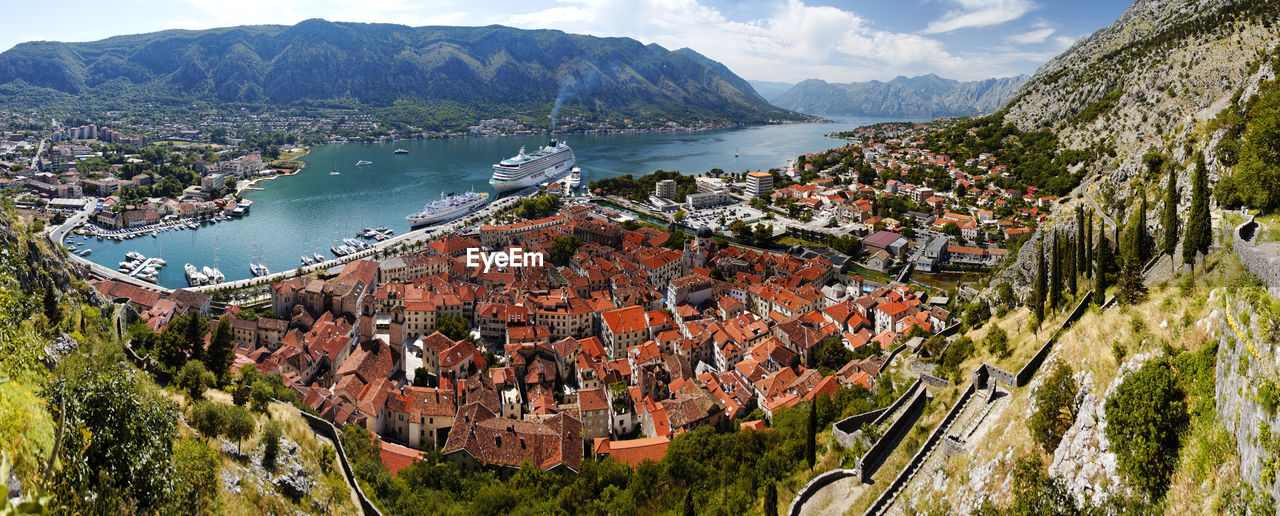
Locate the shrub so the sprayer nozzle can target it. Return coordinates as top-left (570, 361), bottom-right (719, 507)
top-left (261, 420), bottom-right (283, 469)
top-left (1104, 356), bottom-right (1188, 499)
top-left (190, 400), bottom-right (227, 440)
top-left (1029, 363), bottom-right (1079, 452)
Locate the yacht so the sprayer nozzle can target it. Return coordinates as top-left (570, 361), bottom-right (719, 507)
top-left (126, 251), bottom-right (145, 261)
top-left (567, 166), bottom-right (582, 190)
top-left (78, 248), bottom-right (92, 256)
top-left (394, 148), bottom-right (409, 154)
top-left (356, 160), bottom-right (373, 166)
top-left (489, 139), bottom-right (576, 193)
top-left (313, 252), bottom-right (325, 263)
top-left (184, 263), bottom-right (206, 287)
top-left (406, 191), bottom-right (489, 227)
top-left (301, 255), bottom-right (314, 265)
top-left (330, 170), bottom-right (340, 176)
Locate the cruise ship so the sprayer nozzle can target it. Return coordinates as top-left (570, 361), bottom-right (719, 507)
top-left (407, 191), bottom-right (489, 227)
top-left (489, 139), bottom-right (576, 193)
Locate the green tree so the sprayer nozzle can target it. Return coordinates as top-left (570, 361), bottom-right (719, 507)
top-left (1160, 165), bottom-right (1179, 275)
top-left (1031, 241), bottom-right (1046, 324)
top-left (1048, 234), bottom-right (1062, 310)
top-left (204, 317), bottom-right (234, 381)
top-left (673, 209), bottom-right (686, 222)
top-left (250, 379), bottom-right (273, 413)
top-left (941, 221), bottom-right (961, 237)
top-left (182, 313), bottom-right (210, 361)
top-left (1075, 206), bottom-right (1086, 283)
top-left (435, 313), bottom-right (471, 341)
top-left (190, 400), bottom-right (228, 440)
top-left (548, 236), bottom-right (583, 266)
top-left (764, 482), bottom-right (778, 516)
top-left (225, 405), bottom-right (256, 452)
top-left (1093, 228), bottom-right (1112, 306)
top-left (984, 326), bottom-right (1010, 358)
top-left (171, 437), bottom-right (222, 515)
top-left (1182, 154), bottom-right (1211, 273)
top-left (44, 355), bottom-right (180, 513)
top-left (1105, 356), bottom-right (1188, 499)
top-left (177, 360), bottom-right (215, 400)
top-left (1065, 236), bottom-right (1077, 297)
top-left (42, 288), bottom-right (61, 330)
top-left (1028, 362), bottom-right (1079, 452)
top-left (1085, 211), bottom-right (1094, 278)
top-left (262, 420), bottom-right (284, 470)
top-left (1008, 454), bottom-right (1075, 516)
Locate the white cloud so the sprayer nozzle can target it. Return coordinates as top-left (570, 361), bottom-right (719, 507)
top-left (502, 0), bottom-right (1008, 82)
top-left (1006, 26), bottom-right (1054, 45)
top-left (922, 0), bottom-right (1035, 35)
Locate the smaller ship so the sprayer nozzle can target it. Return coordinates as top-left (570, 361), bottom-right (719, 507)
top-left (78, 248), bottom-right (92, 256)
top-left (313, 252), bottom-right (325, 263)
top-left (356, 160), bottom-right (373, 166)
top-left (184, 263), bottom-right (207, 287)
top-left (249, 263), bottom-right (269, 277)
top-left (301, 255), bottom-right (314, 265)
top-left (394, 148), bottom-right (409, 154)
top-left (407, 191), bottom-right (489, 227)
top-left (330, 170), bottom-right (340, 176)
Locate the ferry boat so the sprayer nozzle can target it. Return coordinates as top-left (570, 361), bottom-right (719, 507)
top-left (489, 139), bottom-right (575, 193)
top-left (355, 160), bottom-right (373, 166)
top-left (407, 191), bottom-right (489, 227)
top-left (394, 148), bottom-right (409, 154)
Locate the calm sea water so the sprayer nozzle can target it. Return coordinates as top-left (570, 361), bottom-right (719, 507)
top-left (79, 115), bottom-right (908, 288)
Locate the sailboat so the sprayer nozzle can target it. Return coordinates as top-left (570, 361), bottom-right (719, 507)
top-left (329, 160), bottom-right (340, 176)
top-left (735, 147), bottom-right (740, 159)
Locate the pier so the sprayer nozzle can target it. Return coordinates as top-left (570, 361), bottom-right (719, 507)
top-left (125, 257), bottom-right (160, 278)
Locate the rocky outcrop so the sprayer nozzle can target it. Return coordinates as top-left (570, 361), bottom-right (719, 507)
top-left (1215, 290), bottom-right (1280, 502)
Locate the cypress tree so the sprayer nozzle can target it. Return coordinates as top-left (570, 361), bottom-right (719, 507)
top-left (1094, 226), bottom-right (1112, 306)
top-left (1049, 233), bottom-right (1063, 310)
top-left (1032, 241), bottom-right (1046, 323)
top-left (1183, 154), bottom-right (1211, 273)
top-left (1085, 211), bottom-right (1094, 278)
top-left (1160, 166), bottom-right (1179, 274)
top-left (765, 483), bottom-right (778, 516)
top-left (1076, 206), bottom-right (1086, 280)
top-left (1067, 236), bottom-right (1077, 297)
top-left (1137, 195), bottom-right (1153, 266)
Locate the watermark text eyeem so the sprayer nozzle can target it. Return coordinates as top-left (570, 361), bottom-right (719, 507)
top-left (465, 247), bottom-right (545, 273)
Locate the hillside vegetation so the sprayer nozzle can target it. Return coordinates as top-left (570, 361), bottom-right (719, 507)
top-left (0, 20), bottom-right (800, 130)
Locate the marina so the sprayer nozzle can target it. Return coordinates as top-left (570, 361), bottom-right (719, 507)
top-left (77, 115), bottom-right (906, 288)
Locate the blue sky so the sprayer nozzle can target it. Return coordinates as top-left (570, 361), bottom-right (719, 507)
top-left (1, 0), bottom-right (1129, 83)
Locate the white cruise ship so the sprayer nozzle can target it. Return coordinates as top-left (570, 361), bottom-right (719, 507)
top-left (489, 139), bottom-right (576, 193)
top-left (407, 191), bottom-right (489, 227)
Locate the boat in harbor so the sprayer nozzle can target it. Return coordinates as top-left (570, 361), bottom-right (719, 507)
top-left (407, 190), bottom-right (489, 227)
top-left (313, 252), bottom-right (325, 263)
top-left (567, 166), bottom-right (582, 190)
top-left (126, 251), bottom-right (145, 261)
top-left (184, 263), bottom-right (207, 287)
top-left (79, 248), bottom-right (92, 256)
top-left (356, 160), bottom-right (373, 166)
top-left (301, 255), bottom-right (314, 265)
top-left (394, 148), bottom-right (408, 154)
top-left (489, 139), bottom-right (576, 193)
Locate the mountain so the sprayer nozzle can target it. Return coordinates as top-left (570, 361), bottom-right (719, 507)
top-left (0, 19), bottom-right (801, 128)
top-left (769, 74), bottom-right (1026, 118)
top-left (746, 80), bottom-right (795, 102)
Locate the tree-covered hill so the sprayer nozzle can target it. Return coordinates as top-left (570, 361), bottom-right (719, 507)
top-left (0, 20), bottom-right (802, 130)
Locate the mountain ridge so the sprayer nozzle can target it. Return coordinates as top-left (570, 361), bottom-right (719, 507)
top-left (0, 19), bottom-right (801, 129)
top-left (768, 74), bottom-right (1027, 118)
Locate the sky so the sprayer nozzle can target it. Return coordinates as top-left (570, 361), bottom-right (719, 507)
top-left (0, 0), bottom-right (1130, 83)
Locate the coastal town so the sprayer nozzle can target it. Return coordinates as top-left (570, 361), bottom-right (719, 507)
top-left (61, 111), bottom-right (1069, 484)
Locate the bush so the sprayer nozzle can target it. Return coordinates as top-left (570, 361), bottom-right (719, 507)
top-left (170, 436), bottom-right (222, 514)
top-left (983, 326), bottom-right (1010, 358)
top-left (261, 420), bottom-right (283, 469)
top-left (1028, 363), bottom-right (1079, 452)
top-left (190, 400), bottom-right (228, 440)
top-left (1104, 356), bottom-right (1188, 499)
top-left (177, 360), bottom-right (215, 400)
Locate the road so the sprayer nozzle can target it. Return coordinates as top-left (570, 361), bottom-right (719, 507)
top-left (1083, 189), bottom-right (1117, 232)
